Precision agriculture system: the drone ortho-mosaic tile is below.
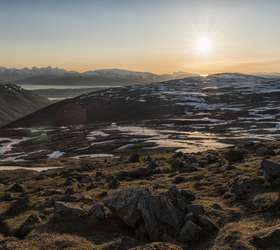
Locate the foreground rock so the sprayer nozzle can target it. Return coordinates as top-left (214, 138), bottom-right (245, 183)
top-left (261, 159), bottom-right (280, 185)
top-left (104, 186), bottom-right (217, 244)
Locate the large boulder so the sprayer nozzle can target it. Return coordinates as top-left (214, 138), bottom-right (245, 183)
top-left (104, 187), bottom-right (151, 227)
top-left (5, 197), bottom-right (30, 216)
top-left (224, 148), bottom-right (245, 162)
top-left (54, 201), bottom-right (86, 218)
top-left (229, 177), bottom-right (263, 200)
top-left (103, 186), bottom-right (215, 243)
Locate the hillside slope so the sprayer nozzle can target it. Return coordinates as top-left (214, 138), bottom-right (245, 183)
top-left (0, 84), bottom-right (50, 127)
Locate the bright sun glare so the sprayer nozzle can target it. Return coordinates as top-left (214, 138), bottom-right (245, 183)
top-left (194, 37), bottom-right (213, 54)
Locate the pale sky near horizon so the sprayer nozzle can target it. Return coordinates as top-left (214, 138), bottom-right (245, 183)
top-left (1, 0), bottom-right (280, 74)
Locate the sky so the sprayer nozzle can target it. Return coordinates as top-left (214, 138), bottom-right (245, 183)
top-left (0, 0), bottom-right (280, 74)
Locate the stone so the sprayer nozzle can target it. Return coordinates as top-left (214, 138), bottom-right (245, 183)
top-left (128, 153), bottom-right (140, 163)
top-left (197, 215), bottom-right (218, 234)
top-left (230, 177), bottom-right (263, 200)
top-left (104, 186), bottom-right (185, 241)
top-left (165, 186), bottom-right (195, 212)
top-left (256, 147), bottom-right (275, 156)
top-left (225, 148), bottom-right (245, 162)
top-left (186, 204), bottom-right (205, 216)
top-left (171, 159), bottom-right (197, 172)
top-left (89, 203), bottom-right (109, 220)
top-left (17, 213), bottom-right (42, 237)
top-left (179, 220), bottom-right (203, 243)
top-left (6, 197), bottom-right (29, 215)
top-left (173, 176), bottom-right (186, 184)
top-left (76, 174), bottom-right (92, 184)
top-left (117, 167), bottom-right (153, 180)
top-left (252, 192), bottom-right (280, 211)
top-left (108, 178), bottom-right (120, 189)
top-left (261, 159), bottom-right (280, 184)
top-left (54, 201), bottom-right (86, 218)
top-left (7, 183), bottom-right (26, 193)
top-left (103, 187), bottom-right (151, 227)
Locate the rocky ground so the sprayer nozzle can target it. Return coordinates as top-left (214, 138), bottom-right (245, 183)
top-left (1, 141), bottom-right (280, 249)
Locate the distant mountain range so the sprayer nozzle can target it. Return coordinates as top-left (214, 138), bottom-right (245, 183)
top-left (0, 84), bottom-right (50, 127)
top-left (0, 67), bottom-right (198, 86)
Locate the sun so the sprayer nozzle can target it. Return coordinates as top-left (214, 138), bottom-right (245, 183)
top-left (194, 37), bottom-right (213, 54)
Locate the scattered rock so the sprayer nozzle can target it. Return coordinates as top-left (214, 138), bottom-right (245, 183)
top-left (103, 186), bottom-right (204, 242)
top-left (108, 178), bottom-right (120, 189)
top-left (165, 185), bottom-right (195, 211)
top-left (186, 204), bottom-right (205, 216)
top-left (173, 176), bottom-right (186, 184)
top-left (171, 159), bottom-right (197, 172)
top-left (6, 197), bottom-right (29, 215)
top-left (225, 148), bottom-right (245, 162)
top-left (256, 146), bottom-right (275, 156)
top-left (128, 153), bottom-right (140, 163)
top-left (54, 201), bottom-right (86, 218)
top-left (89, 203), bottom-right (110, 220)
top-left (197, 215), bottom-right (218, 233)
top-left (7, 183), bottom-right (26, 193)
top-left (117, 167), bottom-right (153, 180)
top-left (230, 177), bottom-right (263, 200)
top-left (261, 159), bottom-right (280, 184)
top-left (16, 213), bottom-right (42, 237)
top-left (252, 192), bottom-right (280, 211)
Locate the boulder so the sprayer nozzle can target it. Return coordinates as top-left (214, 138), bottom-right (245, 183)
top-left (104, 186), bottom-right (196, 241)
top-left (252, 192), bottom-right (280, 212)
top-left (7, 183), bottom-right (26, 193)
top-left (261, 159), bottom-right (280, 184)
top-left (16, 213), bottom-right (42, 237)
top-left (108, 178), bottom-right (120, 189)
top-left (230, 177), bottom-right (263, 200)
top-left (165, 186), bottom-right (195, 212)
top-left (89, 203), bottom-right (110, 220)
top-left (186, 204), bottom-right (205, 217)
top-left (128, 153), bottom-right (140, 163)
top-left (171, 159), bottom-right (197, 172)
top-left (225, 148), bottom-right (245, 162)
top-left (256, 146), bottom-right (275, 156)
top-left (137, 194), bottom-right (184, 241)
top-left (6, 197), bottom-right (29, 215)
top-left (179, 220), bottom-right (203, 242)
top-left (173, 176), bottom-right (186, 184)
top-left (117, 167), bottom-right (153, 180)
top-left (103, 187), bottom-right (151, 227)
top-left (54, 202), bottom-right (86, 218)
